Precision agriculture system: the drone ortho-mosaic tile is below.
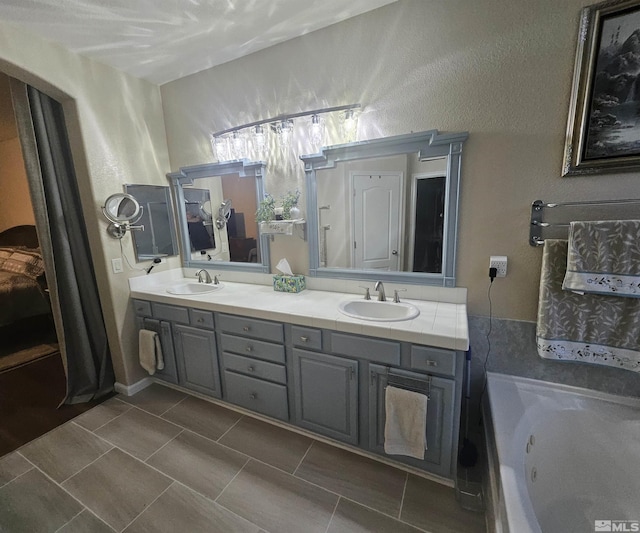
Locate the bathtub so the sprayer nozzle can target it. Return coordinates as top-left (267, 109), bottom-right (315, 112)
top-left (483, 372), bottom-right (640, 533)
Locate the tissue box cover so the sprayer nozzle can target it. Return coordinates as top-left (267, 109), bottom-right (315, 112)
top-left (273, 275), bottom-right (306, 293)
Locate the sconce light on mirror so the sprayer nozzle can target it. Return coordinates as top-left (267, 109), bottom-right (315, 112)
top-left (102, 193), bottom-right (145, 239)
top-left (209, 104), bottom-right (360, 162)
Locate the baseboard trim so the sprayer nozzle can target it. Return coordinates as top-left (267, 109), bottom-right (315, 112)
top-left (114, 377), bottom-right (153, 396)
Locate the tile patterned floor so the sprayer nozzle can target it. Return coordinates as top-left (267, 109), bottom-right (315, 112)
top-left (0, 383), bottom-right (486, 533)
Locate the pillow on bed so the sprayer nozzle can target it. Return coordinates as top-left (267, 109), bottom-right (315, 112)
top-left (0, 249), bottom-right (45, 279)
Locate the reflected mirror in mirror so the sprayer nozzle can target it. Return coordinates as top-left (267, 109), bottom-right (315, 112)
top-left (182, 173), bottom-right (260, 263)
top-left (303, 130), bottom-right (468, 287)
top-left (124, 184), bottom-right (178, 261)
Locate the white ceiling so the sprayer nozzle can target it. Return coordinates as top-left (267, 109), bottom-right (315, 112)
top-left (0, 0), bottom-right (397, 85)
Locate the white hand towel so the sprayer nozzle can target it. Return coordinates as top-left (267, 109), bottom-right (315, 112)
top-left (139, 330), bottom-right (164, 375)
top-left (384, 385), bottom-right (428, 460)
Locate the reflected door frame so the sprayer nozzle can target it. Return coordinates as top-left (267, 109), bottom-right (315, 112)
top-left (408, 171), bottom-right (447, 272)
top-left (350, 171), bottom-right (404, 270)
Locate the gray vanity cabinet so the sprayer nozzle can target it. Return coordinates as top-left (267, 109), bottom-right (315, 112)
top-left (292, 349), bottom-right (359, 445)
top-left (368, 364), bottom-right (456, 479)
top-left (173, 324), bottom-right (221, 397)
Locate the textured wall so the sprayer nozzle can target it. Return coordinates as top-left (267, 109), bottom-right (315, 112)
top-left (161, 0), bottom-right (640, 322)
top-left (0, 21), bottom-right (177, 386)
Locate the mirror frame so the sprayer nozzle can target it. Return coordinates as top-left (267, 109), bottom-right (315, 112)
top-left (168, 159), bottom-right (271, 273)
top-left (301, 130), bottom-right (468, 287)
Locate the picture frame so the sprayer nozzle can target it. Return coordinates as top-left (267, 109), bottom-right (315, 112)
top-left (563, 0), bottom-right (640, 176)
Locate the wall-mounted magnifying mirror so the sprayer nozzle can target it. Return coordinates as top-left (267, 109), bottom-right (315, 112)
top-left (124, 184), bottom-right (179, 260)
top-left (168, 160), bottom-right (270, 272)
top-left (102, 193), bottom-right (144, 239)
top-left (216, 199), bottom-right (233, 229)
top-left (301, 130), bottom-right (468, 287)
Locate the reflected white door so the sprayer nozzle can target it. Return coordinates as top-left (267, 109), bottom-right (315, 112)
top-left (352, 173), bottom-right (402, 270)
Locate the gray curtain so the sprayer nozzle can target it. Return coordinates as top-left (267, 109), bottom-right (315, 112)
top-left (21, 85), bottom-right (114, 403)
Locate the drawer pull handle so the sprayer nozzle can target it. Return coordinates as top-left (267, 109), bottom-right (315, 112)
top-left (250, 393), bottom-right (257, 400)
top-left (243, 326), bottom-right (250, 332)
top-left (300, 336), bottom-right (309, 343)
top-left (246, 345), bottom-right (253, 352)
top-left (425, 360), bottom-right (438, 367)
top-left (197, 318), bottom-right (204, 323)
top-left (137, 307), bottom-right (144, 312)
top-left (247, 365), bottom-right (255, 372)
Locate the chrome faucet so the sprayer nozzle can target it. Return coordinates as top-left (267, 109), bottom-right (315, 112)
top-left (374, 280), bottom-right (386, 302)
top-left (196, 269), bottom-right (212, 283)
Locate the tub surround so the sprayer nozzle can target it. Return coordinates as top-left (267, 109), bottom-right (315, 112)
top-left (129, 269), bottom-right (469, 351)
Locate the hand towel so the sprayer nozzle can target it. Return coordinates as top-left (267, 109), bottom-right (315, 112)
top-left (139, 329), bottom-right (164, 375)
top-left (562, 220), bottom-right (640, 297)
top-left (537, 239), bottom-right (640, 372)
top-left (384, 385), bottom-right (428, 460)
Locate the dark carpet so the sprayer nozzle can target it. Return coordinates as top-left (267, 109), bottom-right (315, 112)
top-left (0, 352), bottom-right (108, 457)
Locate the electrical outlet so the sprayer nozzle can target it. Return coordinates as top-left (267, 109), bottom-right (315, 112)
top-left (490, 255), bottom-right (508, 277)
top-left (111, 257), bottom-right (123, 274)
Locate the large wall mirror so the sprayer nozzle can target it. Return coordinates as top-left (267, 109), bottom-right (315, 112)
top-left (124, 184), bottom-right (179, 261)
top-left (168, 160), bottom-right (270, 272)
top-left (302, 130), bottom-right (468, 287)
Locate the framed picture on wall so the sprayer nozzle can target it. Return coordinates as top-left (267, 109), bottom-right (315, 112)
top-left (563, 0), bottom-right (640, 176)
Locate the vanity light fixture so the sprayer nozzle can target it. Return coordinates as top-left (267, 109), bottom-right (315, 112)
top-left (342, 108), bottom-right (358, 143)
top-left (209, 103), bottom-right (361, 162)
top-left (309, 114), bottom-right (325, 149)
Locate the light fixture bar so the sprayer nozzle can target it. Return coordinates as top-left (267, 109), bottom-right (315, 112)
top-left (211, 103), bottom-right (361, 138)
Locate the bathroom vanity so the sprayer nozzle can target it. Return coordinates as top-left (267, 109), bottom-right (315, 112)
top-left (130, 279), bottom-right (467, 481)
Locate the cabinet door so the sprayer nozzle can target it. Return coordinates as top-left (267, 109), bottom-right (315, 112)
top-left (368, 364), bottom-right (455, 479)
top-left (173, 324), bottom-right (221, 397)
top-left (292, 349), bottom-right (358, 445)
top-left (138, 318), bottom-right (179, 384)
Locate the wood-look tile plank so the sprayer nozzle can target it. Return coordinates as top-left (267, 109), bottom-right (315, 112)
top-left (161, 396), bottom-right (241, 441)
top-left (0, 468), bottom-right (82, 533)
top-left (146, 430), bottom-right (248, 500)
top-left (401, 474), bottom-right (486, 533)
top-left (62, 448), bottom-right (172, 532)
top-left (0, 452), bottom-right (31, 487)
top-left (218, 416), bottom-right (312, 473)
top-left (327, 498), bottom-right (424, 533)
top-left (118, 384), bottom-right (187, 416)
top-left (58, 510), bottom-right (116, 533)
top-left (20, 422), bottom-right (112, 482)
top-left (124, 482), bottom-right (261, 533)
top-left (217, 459), bottom-right (338, 533)
top-left (295, 442), bottom-right (406, 517)
top-left (74, 397), bottom-right (132, 431)
top-left (95, 407), bottom-right (182, 460)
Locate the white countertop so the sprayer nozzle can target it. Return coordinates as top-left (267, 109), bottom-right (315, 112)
top-left (129, 271), bottom-right (469, 351)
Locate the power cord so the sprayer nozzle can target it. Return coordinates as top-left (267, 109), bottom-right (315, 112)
top-left (478, 267), bottom-right (496, 422)
top-left (118, 238), bottom-right (160, 274)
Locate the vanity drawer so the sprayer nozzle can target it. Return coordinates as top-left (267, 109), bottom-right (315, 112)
top-left (224, 370), bottom-right (289, 421)
top-left (410, 346), bottom-right (457, 378)
top-left (189, 309), bottom-right (214, 329)
top-left (217, 314), bottom-right (283, 343)
top-left (132, 299), bottom-right (152, 317)
top-left (291, 326), bottom-right (322, 351)
top-left (220, 333), bottom-right (285, 364)
top-left (222, 352), bottom-right (286, 384)
top-left (330, 332), bottom-right (400, 366)
top-left (151, 303), bottom-right (189, 324)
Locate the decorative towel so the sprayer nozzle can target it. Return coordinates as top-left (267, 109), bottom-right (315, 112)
top-left (384, 385), bottom-right (428, 460)
top-left (562, 220), bottom-right (640, 297)
top-left (139, 329), bottom-right (164, 375)
top-left (537, 239), bottom-right (640, 372)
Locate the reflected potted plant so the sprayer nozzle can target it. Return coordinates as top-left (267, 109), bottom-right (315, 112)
top-left (281, 189), bottom-right (301, 220)
top-left (255, 193), bottom-right (276, 223)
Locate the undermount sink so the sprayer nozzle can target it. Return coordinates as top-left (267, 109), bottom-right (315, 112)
top-left (166, 282), bottom-right (224, 295)
top-left (338, 299), bottom-right (420, 322)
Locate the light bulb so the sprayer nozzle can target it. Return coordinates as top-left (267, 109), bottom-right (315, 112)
top-left (212, 135), bottom-right (229, 161)
top-left (252, 124), bottom-right (267, 155)
top-left (309, 114), bottom-right (324, 148)
top-left (277, 119), bottom-right (293, 151)
top-left (343, 109), bottom-right (358, 143)
top-left (230, 131), bottom-right (247, 159)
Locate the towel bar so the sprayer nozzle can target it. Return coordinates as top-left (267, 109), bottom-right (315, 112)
top-left (385, 371), bottom-right (431, 399)
top-left (530, 199), bottom-right (640, 246)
